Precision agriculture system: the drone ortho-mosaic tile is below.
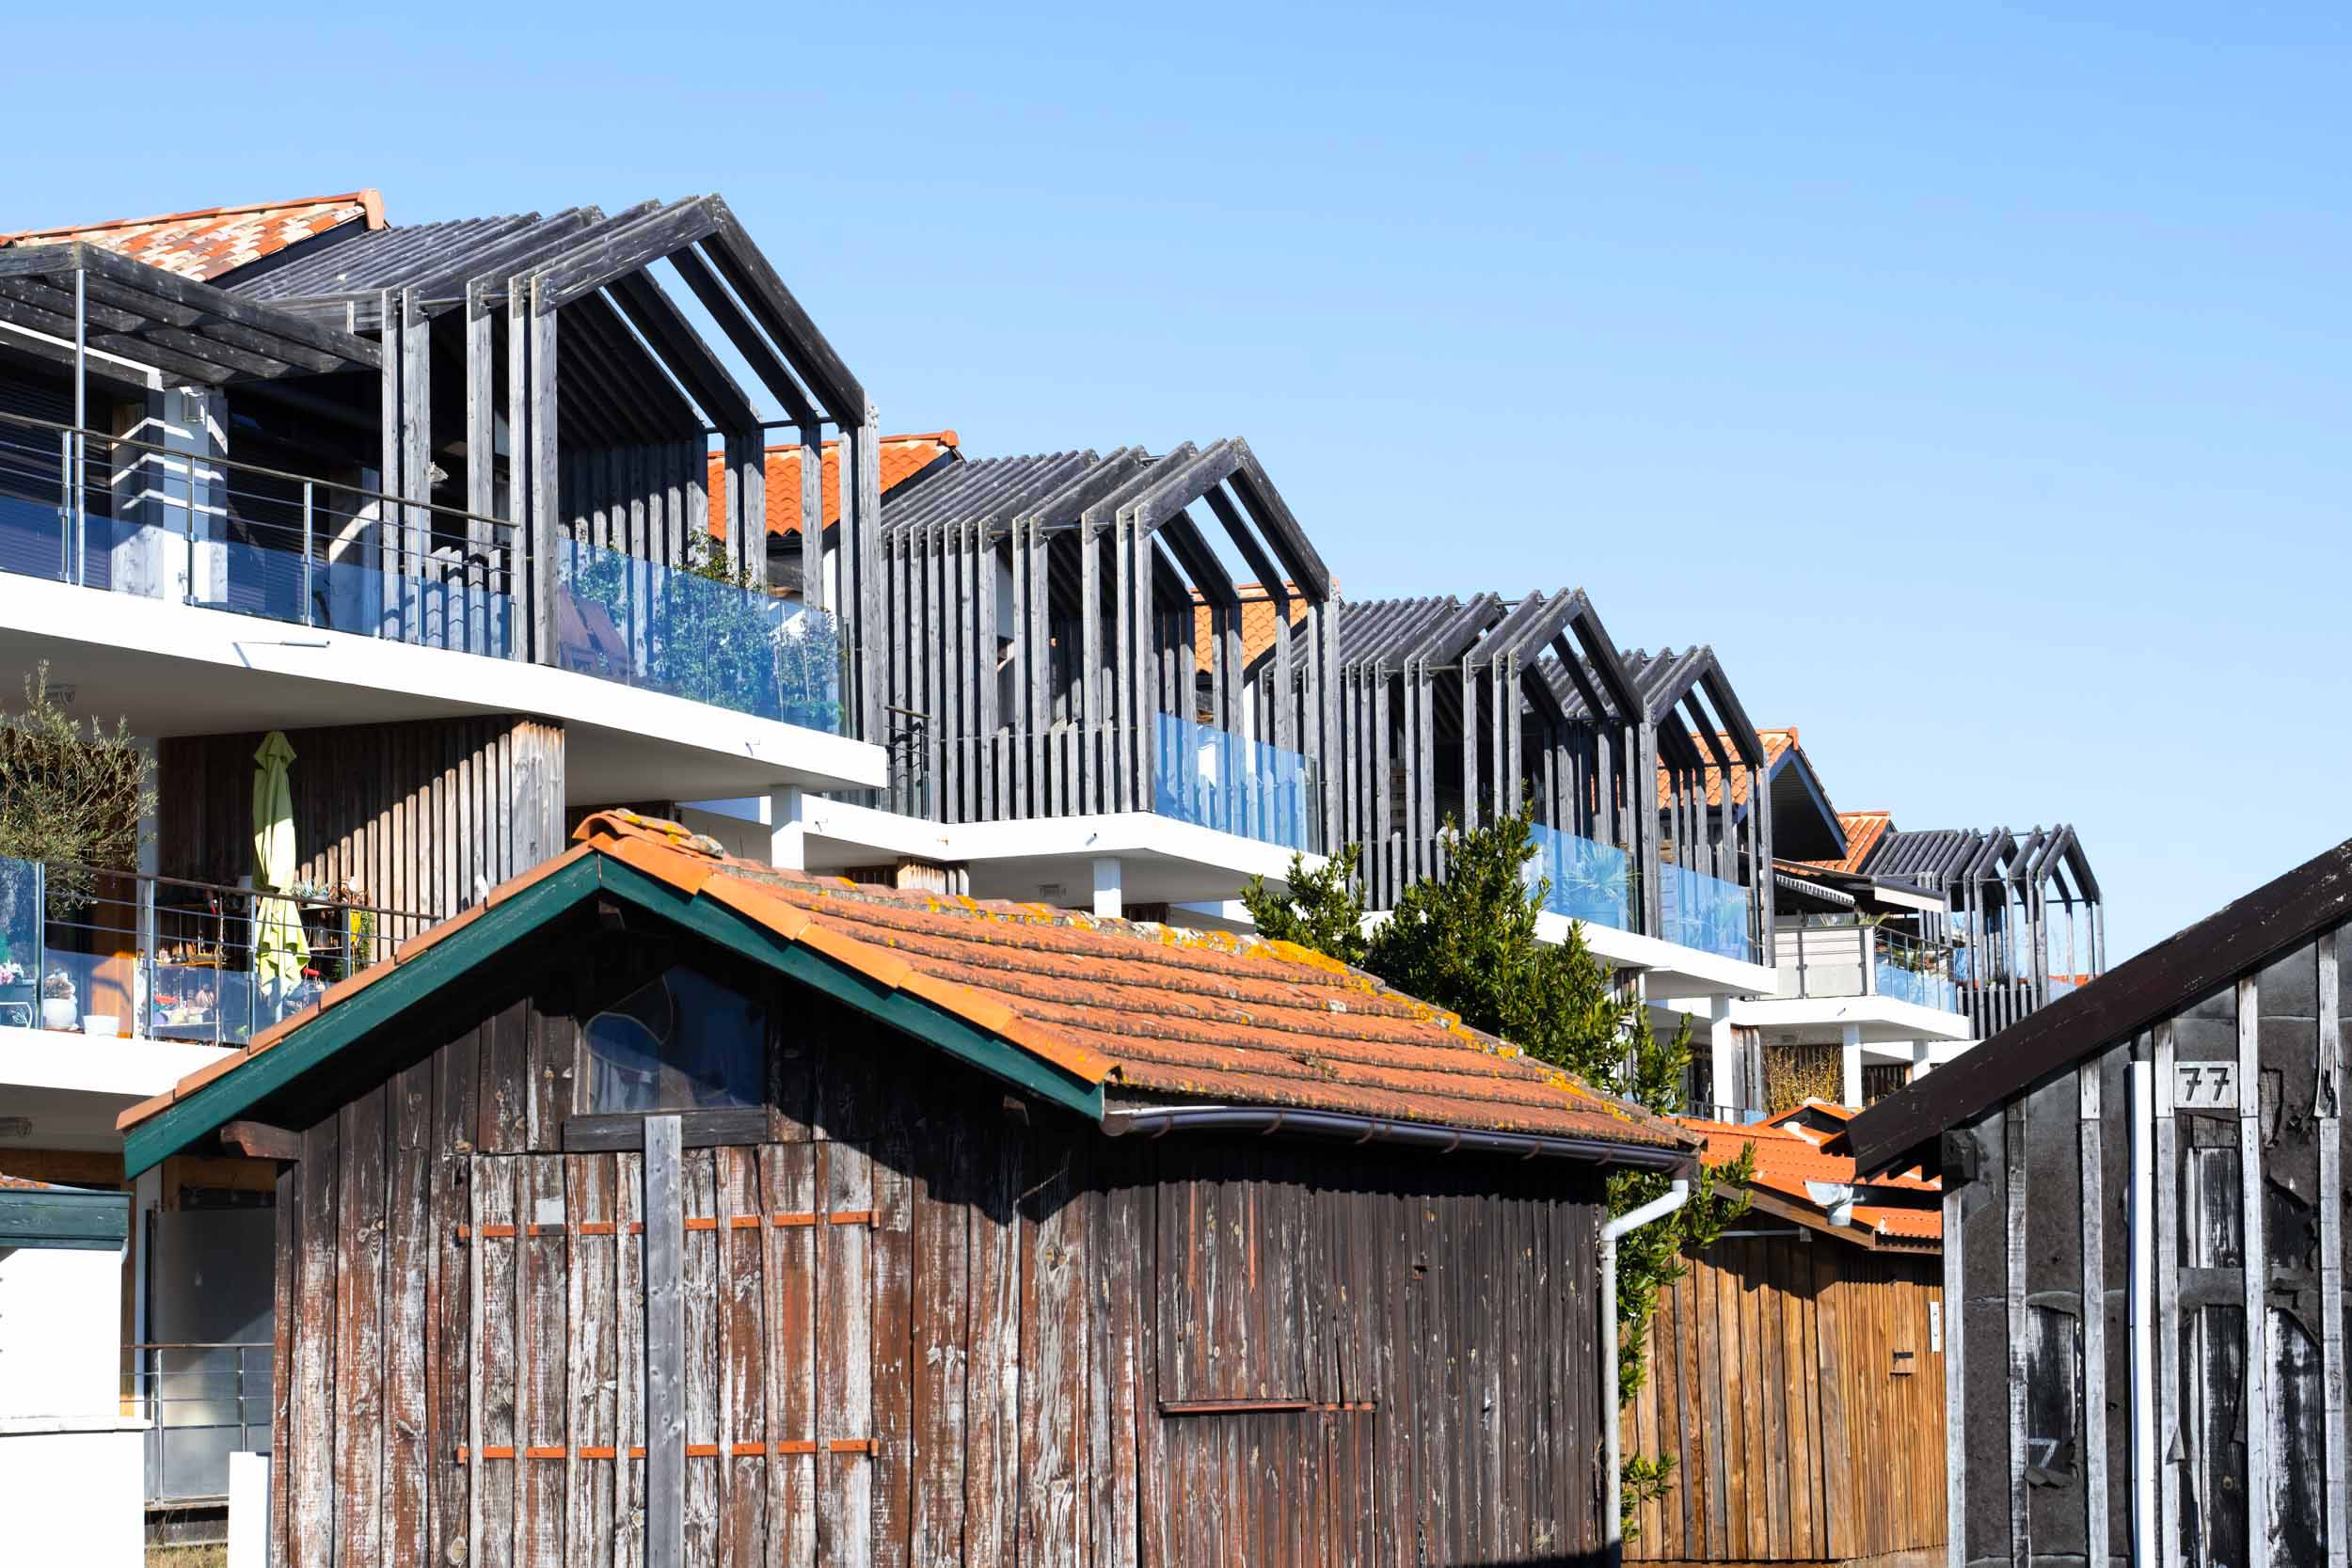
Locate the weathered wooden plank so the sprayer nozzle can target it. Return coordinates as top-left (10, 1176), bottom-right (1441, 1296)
top-left (271, 1160), bottom-right (299, 1568)
top-left (871, 1104), bottom-right (916, 1568)
top-left (519, 1156), bottom-right (569, 1568)
top-left (907, 1097), bottom-right (967, 1568)
top-left (568, 1155), bottom-right (618, 1568)
top-left (818, 1134), bottom-right (877, 1566)
top-left (965, 1117), bottom-right (1022, 1567)
top-left (616, 1149), bottom-right (647, 1568)
top-left (386, 1060), bottom-right (436, 1568)
top-left (476, 1154), bottom-right (521, 1568)
top-left (2239, 974), bottom-right (2271, 1568)
top-left (2319, 930), bottom-right (2347, 1568)
top-left (644, 1117), bottom-right (685, 1568)
top-left (714, 1145), bottom-right (767, 1568)
top-left (759, 1140), bottom-right (818, 1568)
top-left (336, 1087), bottom-right (390, 1568)
top-left (681, 1148), bottom-right (719, 1568)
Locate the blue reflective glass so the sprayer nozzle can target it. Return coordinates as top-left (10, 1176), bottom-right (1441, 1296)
top-left (1151, 714), bottom-right (1320, 853)
top-left (556, 539), bottom-right (843, 732)
top-left (1872, 937), bottom-right (1958, 1011)
top-left (1658, 862), bottom-right (1754, 961)
top-left (1523, 824), bottom-right (1632, 931)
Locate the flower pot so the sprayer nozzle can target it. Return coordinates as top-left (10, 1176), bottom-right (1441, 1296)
top-left (83, 1014), bottom-right (119, 1038)
top-left (40, 998), bottom-right (75, 1030)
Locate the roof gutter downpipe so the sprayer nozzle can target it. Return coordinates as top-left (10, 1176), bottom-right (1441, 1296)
top-left (1098, 1105), bottom-right (1696, 1172)
top-left (1601, 1178), bottom-right (1692, 1565)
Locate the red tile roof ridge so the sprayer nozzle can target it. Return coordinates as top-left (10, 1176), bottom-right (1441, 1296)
top-left (0, 189), bottom-right (386, 243)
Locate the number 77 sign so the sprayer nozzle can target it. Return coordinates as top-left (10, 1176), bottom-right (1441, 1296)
top-left (2171, 1061), bottom-right (2240, 1110)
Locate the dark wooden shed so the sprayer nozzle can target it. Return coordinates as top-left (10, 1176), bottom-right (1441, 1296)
top-left (120, 811), bottom-right (1697, 1568)
top-left (1846, 835), bottom-right (2352, 1568)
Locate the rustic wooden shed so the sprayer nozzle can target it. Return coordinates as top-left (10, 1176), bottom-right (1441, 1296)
top-left (1846, 834), bottom-right (2352, 1568)
top-left (1626, 1105), bottom-right (1946, 1568)
top-left (119, 810), bottom-right (1698, 1568)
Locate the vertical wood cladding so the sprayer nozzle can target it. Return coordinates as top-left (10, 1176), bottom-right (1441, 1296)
top-left (1940, 921), bottom-right (2349, 1568)
top-left (1623, 1233), bottom-right (1947, 1565)
top-left (266, 974), bottom-right (1611, 1568)
top-left (159, 714), bottom-right (565, 941)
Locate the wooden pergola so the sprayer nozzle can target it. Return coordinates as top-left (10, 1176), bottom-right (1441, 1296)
top-left (875, 437), bottom-right (1340, 840)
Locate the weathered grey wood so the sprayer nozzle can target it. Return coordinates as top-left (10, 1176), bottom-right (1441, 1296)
top-left (2154, 1019), bottom-right (2185, 1568)
top-left (1945, 1180), bottom-right (1966, 1568)
top-left (2004, 1098), bottom-right (2029, 1566)
top-left (2079, 1058), bottom-right (2108, 1566)
top-left (561, 1108), bottom-right (772, 1151)
top-left (2319, 929), bottom-right (2346, 1567)
top-left (644, 1115), bottom-right (686, 1568)
top-left (2239, 974), bottom-right (2270, 1568)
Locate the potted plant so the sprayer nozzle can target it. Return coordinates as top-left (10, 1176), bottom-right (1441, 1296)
top-left (40, 967), bottom-right (75, 1031)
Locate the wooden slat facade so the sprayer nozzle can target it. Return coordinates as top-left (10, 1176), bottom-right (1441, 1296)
top-left (1626, 1233), bottom-right (1946, 1567)
top-left (158, 714), bottom-right (566, 942)
top-left (260, 921), bottom-right (1614, 1567)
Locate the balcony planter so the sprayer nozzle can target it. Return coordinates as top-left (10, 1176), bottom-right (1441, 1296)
top-left (40, 971), bottom-right (75, 1031)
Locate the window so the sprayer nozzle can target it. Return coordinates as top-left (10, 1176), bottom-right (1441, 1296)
top-left (580, 963), bottom-right (765, 1113)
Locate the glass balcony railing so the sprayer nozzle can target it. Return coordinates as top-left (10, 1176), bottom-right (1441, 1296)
top-left (1151, 713), bottom-right (1321, 853)
top-left (0, 411), bottom-right (517, 655)
top-left (0, 853), bottom-right (426, 1047)
top-left (1658, 861), bottom-right (1757, 962)
top-left (1774, 919), bottom-right (1961, 1012)
top-left (1872, 931), bottom-right (1960, 1012)
top-left (1523, 824), bottom-right (1633, 931)
top-left (555, 537), bottom-right (844, 733)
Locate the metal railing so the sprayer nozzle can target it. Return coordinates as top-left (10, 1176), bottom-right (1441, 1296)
top-left (0, 854), bottom-right (430, 1046)
top-left (0, 408), bottom-right (519, 655)
top-left (129, 1341), bottom-right (272, 1504)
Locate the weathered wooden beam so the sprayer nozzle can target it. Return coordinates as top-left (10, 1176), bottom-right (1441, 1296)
top-left (665, 245), bottom-right (818, 427)
top-left (223, 1119), bottom-right (304, 1162)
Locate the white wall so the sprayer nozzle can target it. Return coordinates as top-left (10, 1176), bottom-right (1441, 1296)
top-left (0, 1243), bottom-right (122, 1420)
top-left (0, 1243), bottom-right (145, 1568)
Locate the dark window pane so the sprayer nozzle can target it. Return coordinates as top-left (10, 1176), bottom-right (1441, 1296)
top-left (582, 964), bottom-right (764, 1113)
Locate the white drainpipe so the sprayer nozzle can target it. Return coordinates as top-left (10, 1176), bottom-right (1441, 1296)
top-left (1601, 1177), bottom-right (1692, 1561)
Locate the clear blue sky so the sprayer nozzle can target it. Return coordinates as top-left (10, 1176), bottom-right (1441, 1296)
top-left (11, 3), bottom-right (2346, 959)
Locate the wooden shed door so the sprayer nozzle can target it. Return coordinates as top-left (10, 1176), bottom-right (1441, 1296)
top-left (465, 1115), bottom-right (877, 1568)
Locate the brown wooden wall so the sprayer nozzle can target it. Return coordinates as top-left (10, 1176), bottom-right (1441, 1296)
top-left (159, 714), bottom-right (565, 940)
top-left (262, 936), bottom-right (1613, 1568)
top-left (1623, 1233), bottom-right (1945, 1566)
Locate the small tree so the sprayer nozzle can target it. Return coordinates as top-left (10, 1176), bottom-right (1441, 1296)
top-left (1244, 806), bottom-right (1754, 1524)
top-left (0, 662), bottom-right (155, 914)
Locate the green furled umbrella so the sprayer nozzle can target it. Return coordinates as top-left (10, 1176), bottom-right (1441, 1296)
top-left (252, 729), bottom-right (310, 998)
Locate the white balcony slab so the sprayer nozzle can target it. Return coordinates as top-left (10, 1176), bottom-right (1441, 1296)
top-left (0, 1024), bottom-right (233, 1098)
top-left (1729, 992), bottom-right (1975, 1046)
top-left (1549, 914), bottom-right (1780, 999)
top-left (0, 573), bottom-right (885, 803)
top-left (737, 798), bottom-right (1325, 909)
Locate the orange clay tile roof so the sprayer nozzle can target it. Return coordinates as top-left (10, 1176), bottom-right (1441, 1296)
top-left (1796, 811), bottom-right (1895, 877)
top-left (1680, 1108), bottom-right (1939, 1248)
top-left (1657, 727), bottom-right (1798, 810)
top-left (1189, 582), bottom-right (1310, 674)
top-left (120, 810), bottom-right (1692, 1156)
top-left (705, 432), bottom-right (958, 543)
top-left (0, 1172), bottom-right (61, 1191)
top-left (0, 190), bottom-right (386, 282)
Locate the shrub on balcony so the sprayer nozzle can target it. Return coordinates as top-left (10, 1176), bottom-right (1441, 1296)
top-left (0, 662), bottom-right (155, 914)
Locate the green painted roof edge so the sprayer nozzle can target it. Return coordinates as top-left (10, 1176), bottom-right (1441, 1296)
top-left (123, 851), bottom-right (1105, 1178)
top-left (0, 1186), bottom-right (132, 1250)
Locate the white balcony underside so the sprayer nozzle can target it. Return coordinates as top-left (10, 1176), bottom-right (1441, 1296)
top-left (721, 798), bottom-right (1324, 909)
top-left (0, 1025), bottom-right (235, 1150)
top-left (1548, 914), bottom-right (1779, 998)
top-left (1728, 992), bottom-right (1975, 1045)
top-left (0, 573), bottom-right (886, 802)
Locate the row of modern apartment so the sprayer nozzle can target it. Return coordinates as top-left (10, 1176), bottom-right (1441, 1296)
top-left (0, 185), bottom-right (2102, 1532)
